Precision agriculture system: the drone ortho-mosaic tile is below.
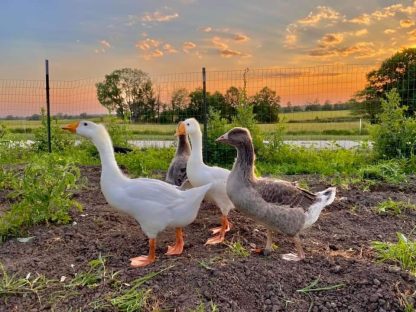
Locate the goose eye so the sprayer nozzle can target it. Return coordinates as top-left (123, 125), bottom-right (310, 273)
top-left (83, 122), bottom-right (88, 126)
top-left (186, 123), bottom-right (190, 126)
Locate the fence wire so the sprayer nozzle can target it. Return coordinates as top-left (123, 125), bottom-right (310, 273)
top-left (0, 64), bottom-right (414, 160)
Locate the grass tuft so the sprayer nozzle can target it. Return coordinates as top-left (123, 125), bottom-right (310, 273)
top-left (374, 198), bottom-right (416, 215)
top-left (372, 230), bottom-right (416, 275)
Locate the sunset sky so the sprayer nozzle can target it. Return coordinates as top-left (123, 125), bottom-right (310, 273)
top-left (1, 0), bottom-right (415, 80)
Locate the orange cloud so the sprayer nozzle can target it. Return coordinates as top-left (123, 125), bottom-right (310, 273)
top-left (233, 33), bottom-right (250, 42)
top-left (309, 42), bottom-right (378, 59)
top-left (150, 50), bottom-right (164, 58)
top-left (141, 11), bottom-right (179, 22)
top-left (348, 14), bottom-right (371, 25)
top-left (318, 33), bottom-right (343, 47)
top-left (183, 41), bottom-right (196, 53)
top-left (297, 6), bottom-right (342, 26)
top-left (384, 28), bottom-right (396, 34)
top-left (354, 29), bottom-right (368, 36)
top-left (400, 19), bottom-right (415, 28)
top-left (220, 49), bottom-right (242, 57)
top-left (136, 38), bottom-right (160, 50)
top-left (408, 29), bottom-right (416, 38)
top-left (163, 44), bottom-right (177, 54)
top-left (212, 36), bottom-right (228, 49)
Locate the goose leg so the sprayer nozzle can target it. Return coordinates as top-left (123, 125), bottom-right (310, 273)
top-left (281, 234), bottom-right (305, 262)
top-left (166, 228), bottom-right (184, 256)
top-left (130, 239), bottom-right (156, 267)
top-left (210, 215), bottom-right (231, 234)
top-left (251, 229), bottom-right (273, 255)
top-left (205, 215), bottom-right (230, 245)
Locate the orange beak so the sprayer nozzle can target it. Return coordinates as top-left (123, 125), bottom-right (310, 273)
top-left (62, 121), bottom-right (79, 134)
top-left (175, 122), bottom-right (186, 136)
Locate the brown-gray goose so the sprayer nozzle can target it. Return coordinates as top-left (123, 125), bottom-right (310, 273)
top-left (216, 127), bottom-right (336, 261)
top-left (165, 123), bottom-right (191, 187)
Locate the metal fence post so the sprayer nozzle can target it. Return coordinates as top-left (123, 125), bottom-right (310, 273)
top-left (45, 60), bottom-right (52, 153)
top-left (202, 67), bottom-right (208, 162)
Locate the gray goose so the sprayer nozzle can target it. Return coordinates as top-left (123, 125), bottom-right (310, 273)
top-left (165, 123), bottom-right (191, 187)
top-left (216, 127), bottom-right (336, 261)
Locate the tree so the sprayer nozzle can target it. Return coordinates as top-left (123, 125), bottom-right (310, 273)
top-left (171, 88), bottom-right (189, 122)
top-left (251, 87), bottom-right (281, 123)
top-left (357, 48), bottom-right (416, 123)
top-left (96, 68), bottom-right (156, 122)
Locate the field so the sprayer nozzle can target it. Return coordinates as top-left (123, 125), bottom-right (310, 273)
top-left (1, 166), bottom-right (415, 311)
top-left (1, 110), bottom-right (368, 141)
top-left (1, 104), bottom-right (415, 311)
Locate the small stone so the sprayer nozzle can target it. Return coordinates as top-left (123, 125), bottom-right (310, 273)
top-left (387, 265), bottom-right (401, 273)
top-left (265, 299), bottom-right (272, 305)
top-left (373, 278), bottom-right (381, 286)
top-left (332, 265), bottom-right (341, 273)
top-left (272, 305), bottom-right (279, 312)
top-left (370, 294), bottom-right (379, 303)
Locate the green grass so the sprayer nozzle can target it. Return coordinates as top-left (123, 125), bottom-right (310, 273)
top-left (1, 111), bottom-right (369, 142)
top-left (372, 231), bottom-right (416, 275)
top-left (226, 241), bottom-right (250, 258)
top-left (374, 198), bottom-right (416, 215)
top-left (280, 110), bottom-right (354, 121)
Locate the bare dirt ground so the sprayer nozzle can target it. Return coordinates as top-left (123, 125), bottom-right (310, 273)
top-left (1, 166), bottom-right (415, 311)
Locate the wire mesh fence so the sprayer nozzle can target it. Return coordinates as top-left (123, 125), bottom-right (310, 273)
top-left (0, 63), bottom-right (414, 160)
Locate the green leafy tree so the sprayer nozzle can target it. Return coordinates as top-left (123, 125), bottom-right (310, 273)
top-left (96, 68), bottom-right (156, 122)
top-left (357, 48), bottom-right (416, 123)
top-left (251, 87), bottom-right (281, 123)
top-left (171, 88), bottom-right (189, 122)
top-left (370, 89), bottom-right (416, 159)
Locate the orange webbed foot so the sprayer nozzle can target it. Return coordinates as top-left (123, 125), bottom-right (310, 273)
top-left (165, 243), bottom-right (184, 256)
top-left (205, 234), bottom-right (225, 245)
top-left (130, 255), bottom-right (155, 267)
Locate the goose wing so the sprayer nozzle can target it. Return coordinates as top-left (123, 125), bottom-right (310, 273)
top-left (253, 177), bottom-right (316, 209)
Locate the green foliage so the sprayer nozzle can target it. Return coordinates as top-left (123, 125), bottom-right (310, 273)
top-left (33, 109), bottom-right (75, 152)
top-left (96, 68), bottom-right (156, 122)
top-left (66, 255), bottom-right (110, 289)
top-left (206, 109), bottom-right (233, 164)
top-left (251, 86), bottom-right (280, 123)
top-left (372, 231), bottom-right (416, 275)
top-left (370, 89), bottom-right (416, 159)
top-left (0, 154), bottom-right (82, 241)
top-left (357, 48), bottom-right (416, 121)
top-left (0, 262), bottom-right (56, 299)
top-left (257, 144), bottom-right (370, 176)
top-left (116, 147), bottom-right (175, 178)
top-left (374, 198), bottom-right (416, 215)
top-left (226, 241), bottom-right (250, 258)
top-left (359, 160), bottom-right (407, 184)
top-left (0, 123), bottom-right (7, 139)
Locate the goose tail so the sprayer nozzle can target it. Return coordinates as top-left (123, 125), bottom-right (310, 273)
top-left (184, 183), bottom-right (212, 207)
top-left (303, 187), bottom-right (337, 229)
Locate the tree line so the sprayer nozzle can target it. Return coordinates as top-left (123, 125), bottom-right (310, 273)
top-left (96, 48), bottom-right (416, 124)
top-left (96, 68), bottom-right (281, 124)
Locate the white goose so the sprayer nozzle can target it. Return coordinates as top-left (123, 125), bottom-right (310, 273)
top-left (62, 121), bottom-right (211, 267)
top-left (181, 118), bottom-right (235, 244)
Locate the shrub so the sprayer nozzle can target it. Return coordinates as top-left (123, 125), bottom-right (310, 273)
top-left (33, 109), bottom-right (74, 152)
top-left (370, 89), bottom-right (416, 159)
top-left (206, 109), bottom-right (233, 165)
top-left (0, 154), bottom-right (82, 241)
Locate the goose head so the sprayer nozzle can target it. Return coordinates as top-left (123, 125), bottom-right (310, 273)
top-left (175, 121), bottom-right (187, 137)
top-left (181, 118), bottom-right (201, 136)
top-left (216, 127), bottom-right (252, 147)
top-left (62, 120), bottom-right (106, 141)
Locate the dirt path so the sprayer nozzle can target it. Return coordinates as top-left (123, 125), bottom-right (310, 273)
top-left (1, 166), bottom-right (415, 311)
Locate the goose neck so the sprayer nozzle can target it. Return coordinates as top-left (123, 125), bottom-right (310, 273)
top-left (189, 131), bottom-right (204, 163)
